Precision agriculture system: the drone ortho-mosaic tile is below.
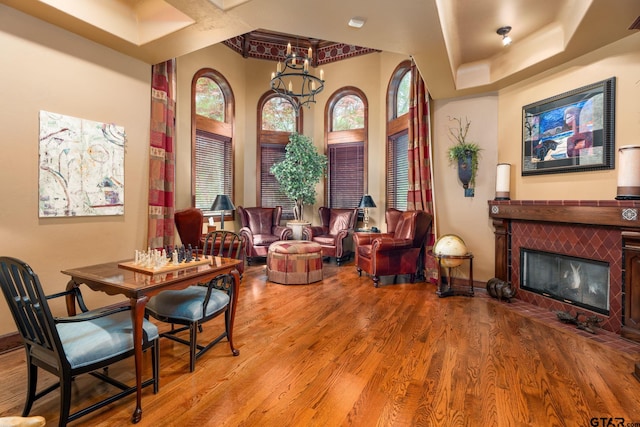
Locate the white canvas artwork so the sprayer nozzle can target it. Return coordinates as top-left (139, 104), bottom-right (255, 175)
top-left (39, 110), bottom-right (125, 217)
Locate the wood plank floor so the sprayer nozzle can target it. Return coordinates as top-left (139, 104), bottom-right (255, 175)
top-left (1, 260), bottom-right (640, 426)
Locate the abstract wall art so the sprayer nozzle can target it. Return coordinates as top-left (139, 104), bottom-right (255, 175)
top-left (39, 110), bottom-right (125, 217)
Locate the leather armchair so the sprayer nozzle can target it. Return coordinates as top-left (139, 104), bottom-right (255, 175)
top-left (237, 206), bottom-right (292, 264)
top-left (385, 208), bottom-right (403, 236)
top-left (174, 208), bottom-right (204, 250)
top-left (303, 207), bottom-right (358, 265)
top-left (354, 210), bottom-right (433, 287)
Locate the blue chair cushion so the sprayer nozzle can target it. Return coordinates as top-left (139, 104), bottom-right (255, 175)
top-left (146, 285), bottom-right (229, 323)
top-left (33, 310), bottom-right (159, 370)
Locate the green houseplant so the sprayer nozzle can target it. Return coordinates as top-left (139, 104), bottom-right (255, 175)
top-left (270, 133), bottom-right (327, 221)
top-left (447, 116), bottom-right (481, 195)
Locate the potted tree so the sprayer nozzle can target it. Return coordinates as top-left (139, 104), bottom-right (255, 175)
top-left (270, 133), bottom-right (327, 223)
top-left (447, 116), bottom-right (481, 197)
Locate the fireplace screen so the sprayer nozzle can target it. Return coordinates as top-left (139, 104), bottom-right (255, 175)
top-left (520, 248), bottom-right (610, 315)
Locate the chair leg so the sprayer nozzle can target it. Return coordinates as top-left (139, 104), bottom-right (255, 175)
top-left (22, 360), bottom-right (38, 417)
top-left (189, 322), bottom-right (198, 372)
top-left (59, 375), bottom-right (73, 427)
top-left (373, 276), bottom-right (380, 287)
top-left (356, 267), bottom-right (362, 276)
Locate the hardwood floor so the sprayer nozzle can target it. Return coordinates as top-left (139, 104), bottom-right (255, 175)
top-left (1, 260), bottom-right (640, 426)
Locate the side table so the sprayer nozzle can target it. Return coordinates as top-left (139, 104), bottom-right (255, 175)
top-left (434, 252), bottom-right (474, 297)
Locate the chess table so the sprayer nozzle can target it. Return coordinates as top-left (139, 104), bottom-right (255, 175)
top-left (61, 255), bottom-right (242, 423)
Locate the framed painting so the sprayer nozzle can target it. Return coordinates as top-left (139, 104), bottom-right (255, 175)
top-left (522, 77), bottom-right (616, 176)
top-left (39, 111), bottom-right (125, 217)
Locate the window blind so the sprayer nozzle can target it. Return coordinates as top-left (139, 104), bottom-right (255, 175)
top-left (387, 132), bottom-right (409, 210)
top-left (328, 142), bottom-right (364, 208)
top-left (195, 129), bottom-right (232, 212)
top-left (260, 143), bottom-right (295, 219)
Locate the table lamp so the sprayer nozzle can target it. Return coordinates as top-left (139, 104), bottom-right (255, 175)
top-left (358, 194), bottom-right (376, 230)
top-left (211, 195), bottom-right (235, 230)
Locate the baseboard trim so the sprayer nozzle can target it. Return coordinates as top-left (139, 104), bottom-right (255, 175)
top-left (0, 332), bottom-right (22, 354)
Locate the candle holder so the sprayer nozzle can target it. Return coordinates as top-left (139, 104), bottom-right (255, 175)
top-left (616, 145), bottom-right (640, 200)
top-left (494, 163), bottom-right (511, 200)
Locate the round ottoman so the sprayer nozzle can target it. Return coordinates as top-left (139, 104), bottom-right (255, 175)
top-left (267, 240), bottom-right (323, 285)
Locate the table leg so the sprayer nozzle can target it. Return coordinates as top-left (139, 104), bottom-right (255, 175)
top-left (130, 295), bottom-right (148, 424)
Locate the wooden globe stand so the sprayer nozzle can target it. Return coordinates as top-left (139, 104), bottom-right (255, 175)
top-left (434, 252), bottom-right (474, 297)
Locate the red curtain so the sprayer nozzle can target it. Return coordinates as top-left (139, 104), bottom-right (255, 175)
top-left (147, 60), bottom-right (176, 249)
top-left (407, 60), bottom-right (437, 282)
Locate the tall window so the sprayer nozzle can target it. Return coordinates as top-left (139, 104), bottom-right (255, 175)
top-left (386, 61), bottom-right (412, 211)
top-left (258, 93), bottom-right (301, 219)
top-left (325, 87), bottom-right (367, 209)
top-left (192, 69), bottom-right (234, 217)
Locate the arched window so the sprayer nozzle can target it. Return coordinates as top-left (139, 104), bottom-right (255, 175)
top-left (325, 87), bottom-right (367, 209)
top-left (386, 60), bottom-right (412, 211)
top-left (257, 93), bottom-right (302, 219)
top-left (192, 69), bottom-right (234, 219)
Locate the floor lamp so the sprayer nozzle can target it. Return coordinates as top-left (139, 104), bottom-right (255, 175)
top-left (211, 195), bottom-right (235, 230)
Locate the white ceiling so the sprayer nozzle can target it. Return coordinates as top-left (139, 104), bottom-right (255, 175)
top-left (2, 0), bottom-right (639, 99)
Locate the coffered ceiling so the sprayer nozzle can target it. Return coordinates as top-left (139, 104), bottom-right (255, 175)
top-left (1, 0), bottom-right (639, 99)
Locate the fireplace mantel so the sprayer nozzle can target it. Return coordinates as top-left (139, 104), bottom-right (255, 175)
top-left (488, 200), bottom-right (640, 229)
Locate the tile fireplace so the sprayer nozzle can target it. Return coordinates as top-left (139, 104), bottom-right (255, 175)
top-left (488, 200), bottom-right (640, 336)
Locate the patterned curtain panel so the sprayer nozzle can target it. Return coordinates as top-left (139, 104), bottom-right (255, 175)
top-left (407, 60), bottom-right (438, 282)
top-left (147, 60), bottom-right (176, 249)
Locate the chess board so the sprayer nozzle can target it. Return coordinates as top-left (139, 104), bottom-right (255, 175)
top-left (118, 257), bottom-right (212, 275)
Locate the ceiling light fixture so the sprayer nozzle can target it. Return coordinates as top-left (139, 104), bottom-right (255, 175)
top-left (348, 17), bottom-right (366, 29)
top-left (270, 42), bottom-right (325, 116)
top-left (497, 26), bottom-right (512, 46)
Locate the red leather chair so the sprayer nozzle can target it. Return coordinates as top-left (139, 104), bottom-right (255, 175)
top-left (237, 206), bottom-right (292, 264)
top-left (303, 207), bottom-right (358, 265)
top-left (354, 210), bottom-right (433, 287)
top-left (385, 208), bottom-right (403, 236)
top-left (174, 208), bottom-right (204, 251)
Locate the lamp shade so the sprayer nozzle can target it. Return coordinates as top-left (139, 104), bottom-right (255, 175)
top-left (211, 195), bottom-right (235, 211)
top-left (358, 195), bottom-right (376, 208)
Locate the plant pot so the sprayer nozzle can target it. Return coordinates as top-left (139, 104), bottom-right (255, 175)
top-left (457, 152), bottom-right (473, 189)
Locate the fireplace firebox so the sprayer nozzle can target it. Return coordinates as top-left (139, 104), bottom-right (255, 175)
top-left (520, 248), bottom-right (610, 315)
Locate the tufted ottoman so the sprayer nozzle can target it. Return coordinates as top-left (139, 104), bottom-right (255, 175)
top-left (267, 240), bottom-right (323, 285)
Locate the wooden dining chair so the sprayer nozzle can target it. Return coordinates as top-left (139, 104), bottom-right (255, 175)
top-left (202, 230), bottom-right (245, 276)
top-left (0, 256), bottom-right (160, 427)
top-left (145, 256), bottom-right (242, 372)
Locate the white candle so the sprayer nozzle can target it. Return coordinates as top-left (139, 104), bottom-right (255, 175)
top-left (277, 61), bottom-right (282, 73)
top-left (308, 47), bottom-right (312, 58)
top-left (495, 163), bottom-right (511, 200)
top-left (617, 145), bottom-right (640, 198)
top-left (288, 81), bottom-right (293, 93)
top-left (320, 69), bottom-right (324, 80)
top-left (304, 59), bottom-right (308, 72)
top-left (287, 43), bottom-right (291, 55)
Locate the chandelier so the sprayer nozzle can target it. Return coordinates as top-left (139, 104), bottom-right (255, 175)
top-left (270, 42), bottom-right (325, 115)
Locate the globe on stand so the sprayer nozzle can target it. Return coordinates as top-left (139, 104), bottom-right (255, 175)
top-left (433, 234), bottom-right (468, 267)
